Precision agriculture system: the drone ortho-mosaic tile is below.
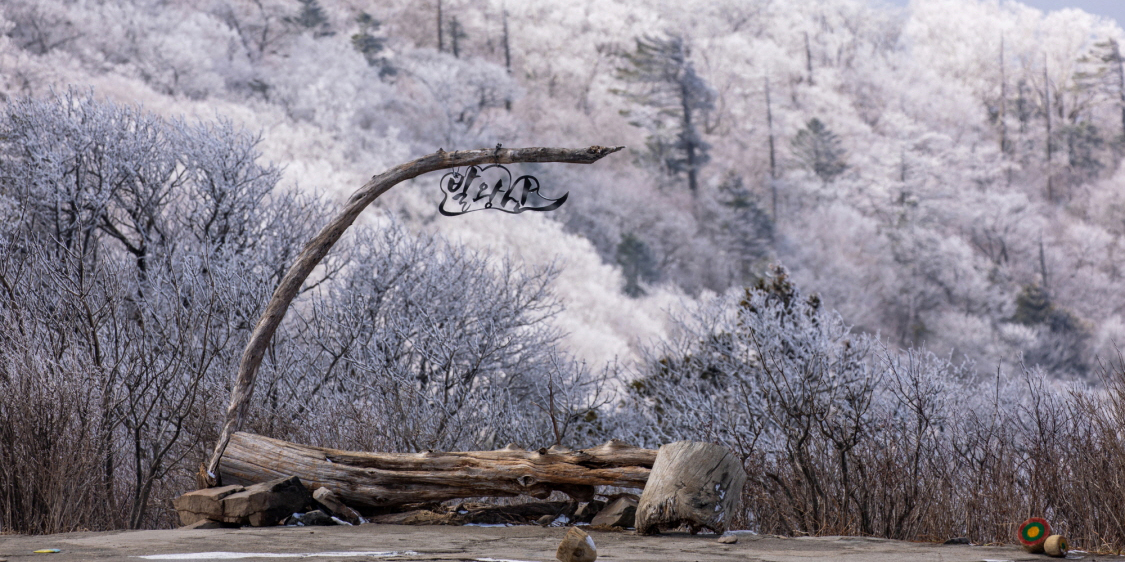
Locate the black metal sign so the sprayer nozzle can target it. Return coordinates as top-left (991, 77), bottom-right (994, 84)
top-left (438, 164), bottom-right (567, 216)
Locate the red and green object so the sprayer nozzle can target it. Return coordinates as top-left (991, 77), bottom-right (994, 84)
top-left (1018, 517), bottom-right (1051, 552)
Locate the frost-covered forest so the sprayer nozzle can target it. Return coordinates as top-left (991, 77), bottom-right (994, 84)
top-left (3, 0), bottom-right (1125, 549)
top-left (6, 0), bottom-right (1125, 373)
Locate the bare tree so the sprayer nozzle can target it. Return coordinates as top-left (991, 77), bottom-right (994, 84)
top-left (0, 89), bottom-right (321, 529)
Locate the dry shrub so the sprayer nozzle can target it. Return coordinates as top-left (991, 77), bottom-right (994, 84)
top-left (624, 268), bottom-right (1125, 552)
top-left (0, 348), bottom-right (108, 534)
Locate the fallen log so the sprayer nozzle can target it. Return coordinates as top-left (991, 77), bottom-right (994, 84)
top-left (220, 432), bottom-right (656, 510)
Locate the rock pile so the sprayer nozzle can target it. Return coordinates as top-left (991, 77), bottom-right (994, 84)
top-left (173, 476), bottom-right (360, 528)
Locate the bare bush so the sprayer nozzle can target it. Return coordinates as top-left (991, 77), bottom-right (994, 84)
top-left (246, 220), bottom-right (610, 453)
top-left (0, 89), bottom-right (317, 530)
top-left (0, 90), bottom-right (603, 533)
top-left (622, 266), bottom-right (1125, 551)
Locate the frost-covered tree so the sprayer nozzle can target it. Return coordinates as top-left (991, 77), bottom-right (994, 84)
top-left (0, 89), bottom-right (321, 530)
top-left (294, 221), bottom-right (607, 452)
top-left (614, 33), bottom-right (716, 194)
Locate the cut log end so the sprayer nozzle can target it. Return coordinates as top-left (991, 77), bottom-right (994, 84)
top-left (1044, 535), bottom-right (1068, 558)
top-left (635, 441), bottom-right (747, 536)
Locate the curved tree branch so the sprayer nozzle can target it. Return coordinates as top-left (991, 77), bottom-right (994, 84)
top-left (203, 145), bottom-right (623, 484)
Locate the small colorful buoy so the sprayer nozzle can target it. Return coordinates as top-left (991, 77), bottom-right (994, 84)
top-left (1044, 535), bottom-right (1068, 558)
top-left (1018, 517), bottom-right (1051, 553)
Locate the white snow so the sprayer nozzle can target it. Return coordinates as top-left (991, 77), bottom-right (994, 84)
top-left (137, 552), bottom-right (417, 559)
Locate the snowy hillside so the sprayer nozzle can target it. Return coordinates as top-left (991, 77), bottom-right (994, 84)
top-left (3, 0), bottom-right (1124, 375)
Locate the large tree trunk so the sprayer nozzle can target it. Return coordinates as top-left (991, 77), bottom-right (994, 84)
top-left (635, 441), bottom-right (746, 535)
top-left (220, 432), bottom-right (655, 510)
top-left (201, 145), bottom-right (622, 486)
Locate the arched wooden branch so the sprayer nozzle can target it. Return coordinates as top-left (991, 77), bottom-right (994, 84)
top-left (202, 145), bottom-right (624, 485)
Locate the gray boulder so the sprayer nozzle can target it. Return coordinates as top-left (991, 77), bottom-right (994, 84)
top-left (591, 495), bottom-right (638, 528)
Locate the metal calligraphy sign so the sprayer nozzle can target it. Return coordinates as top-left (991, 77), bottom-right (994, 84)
top-left (437, 164), bottom-right (567, 216)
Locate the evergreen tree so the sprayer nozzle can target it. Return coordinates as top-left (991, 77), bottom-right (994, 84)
top-left (718, 175), bottom-right (773, 283)
top-left (614, 33), bottom-right (716, 194)
top-left (1075, 38), bottom-right (1125, 141)
top-left (616, 232), bottom-right (659, 297)
top-left (1012, 284), bottom-right (1090, 376)
top-left (351, 12), bottom-right (395, 76)
top-left (791, 118), bottom-right (847, 183)
top-left (1062, 121), bottom-right (1104, 181)
top-left (285, 0), bottom-right (332, 38)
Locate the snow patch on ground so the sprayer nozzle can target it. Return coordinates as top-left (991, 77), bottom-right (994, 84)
top-left (137, 552), bottom-right (418, 559)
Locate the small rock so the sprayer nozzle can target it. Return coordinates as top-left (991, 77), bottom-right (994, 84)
top-left (312, 487), bottom-right (362, 525)
top-left (538, 514), bottom-right (555, 526)
top-left (717, 534), bottom-right (738, 544)
top-left (556, 526), bottom-right (597, 562)
top-left (294, 510), bottom-right (336, 526)
top-left (573, 501), bottom-right (605, 523)
top-left (590, 495), bottom-right (637, 528)
top-left (178, 519), bottom-right (225, 530)
top-left (943, 537), bottom-right (970, 545)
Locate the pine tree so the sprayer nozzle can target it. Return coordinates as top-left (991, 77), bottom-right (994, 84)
top-left (791, 118), bottom-right (847, 183)
top-left (718, 175), bottom-right (773, 283)
top-left (616, 232), bottom-right (659, 297)
top-left (285, 0), bottom-right (332, 38)
top-left (614, 34), bottom-right (716, 194)
top-left (1075, 38), bottom-right (1125, 141)
top-left (450, 17), bottom-right (466, 59)
top-left (351, 12), bottom-right (394, 76)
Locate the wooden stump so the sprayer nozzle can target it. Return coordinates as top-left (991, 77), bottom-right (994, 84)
top-left (635, 441), bottom-right (746, 535)
top-left (1044, 535), bottom-right (1068, 558)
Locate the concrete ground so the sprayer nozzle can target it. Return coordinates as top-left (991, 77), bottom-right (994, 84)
top-left (0, 524), bottom-right (1115, 562)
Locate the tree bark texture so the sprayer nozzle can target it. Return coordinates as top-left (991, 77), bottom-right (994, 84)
top-left (219, 432), bottom-right (655, 509)
top-left (635, 441), bottom-right (746, 535)
top-left (202, 145), bottom-right (624, 485)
